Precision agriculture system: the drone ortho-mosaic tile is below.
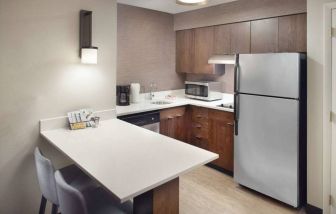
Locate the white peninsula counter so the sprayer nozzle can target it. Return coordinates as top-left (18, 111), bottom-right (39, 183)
top-left (40, 114), bottom-right (218, 214)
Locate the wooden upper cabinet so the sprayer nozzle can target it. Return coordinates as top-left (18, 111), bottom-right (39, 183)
top-left (230, 22), bottom-right (251, 54)
top-left (278, 13), bottom-right (307, 53)
top-left (214, 22), bottom-right (250, 55)
top-left (176, 15), bottom-right (306, 73)
top-left (214, 24), bottom-right (231, 55)
top-left (176, 29), bottom-right (194, 73)
top-left (251, 18), bottom-right (279, 53)
top-left (194, 26), bottom-right (215, 74)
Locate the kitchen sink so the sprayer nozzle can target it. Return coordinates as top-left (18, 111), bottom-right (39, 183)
top-left (151, 100), bottom-right (172, 105)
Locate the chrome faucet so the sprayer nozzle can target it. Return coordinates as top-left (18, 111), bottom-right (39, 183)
top-left (149, 82), bottom-right (157, 100)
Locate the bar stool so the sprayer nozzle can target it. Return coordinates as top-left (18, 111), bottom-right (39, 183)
top-left (54, 170), bottom-right (133, 214)
top-left (34, 147), bottom-right (98, 214)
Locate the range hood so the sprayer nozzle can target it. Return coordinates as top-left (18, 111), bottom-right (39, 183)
top-left (208, 55), bottom-right (236, 65)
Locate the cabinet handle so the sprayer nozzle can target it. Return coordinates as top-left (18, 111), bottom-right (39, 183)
top-left (167, 117), bottom-right (174, 119)
top-left (227, 123), bottom-right (234, 126)
top-left (195, 136), bottom-right (202, 139)
top-left (176, 115), bottom-right (182, 117)
top-left (196, 115), bottom-right (202, 118)
top-left (195, 125), bottom-right (202, 128)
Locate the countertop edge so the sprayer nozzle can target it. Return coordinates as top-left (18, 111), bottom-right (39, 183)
top-left (40, 119), bottom-right (219, 203)
top-left (118, 153), bottom-right (219, 203)
top-left (40, 130), bottom-right (127, 202)
top-left (116, 101), bottom-right (234, 117)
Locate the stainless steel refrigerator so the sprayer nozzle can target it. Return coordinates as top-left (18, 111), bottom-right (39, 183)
top-left (233, 53), bottom-right (306, 207)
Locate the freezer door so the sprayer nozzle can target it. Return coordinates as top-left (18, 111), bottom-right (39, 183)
top-left (234, 94), bottom-right (299, 207)
top-left (238, 53), bottom-right (301, 98)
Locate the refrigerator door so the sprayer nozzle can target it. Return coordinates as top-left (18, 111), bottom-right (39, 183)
top-left (238, 53), bottom-right (301, 99)
top-left (234, 94), bottom-right (299, 207)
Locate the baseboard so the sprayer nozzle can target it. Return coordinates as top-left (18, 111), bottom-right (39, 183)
top-left (306, 204), bottom-right (323, 214)
top-left (206, 163), bottom-right (233, 176)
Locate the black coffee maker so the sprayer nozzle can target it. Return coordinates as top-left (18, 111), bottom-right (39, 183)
top-left (116, 85), bottom-right (130, 106)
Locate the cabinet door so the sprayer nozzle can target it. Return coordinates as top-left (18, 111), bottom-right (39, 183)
top-left (208, 110), bottom-right (234, 172)
top-left (251, 18), bottom-right (278, 53)
top-left (176, 30), bottom-right (194, 73)
top-left (194, 26), bottom-right (214, 74)
top-left (160, 107), bottom-right (187, 142)
top-left (214, 24), bottom-right (231, 55)
top-left (174, 114), bottom-right (187, 142)
top-left (209, 119), bottom-right (234, 171)
top-left (278, 14), bottom-right (307, 52)
top-left (160, 117), bottom-right (175, 138)
top-left (230, 22), bottom-right (251, 54)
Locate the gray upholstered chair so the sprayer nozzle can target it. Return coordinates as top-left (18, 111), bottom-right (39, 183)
top-left (54, 170), bottom-right (133, 214)
top-left (34, 147), bottom-right (98, 214)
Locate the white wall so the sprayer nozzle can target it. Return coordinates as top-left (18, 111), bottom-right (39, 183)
top-left (307, 0), bottom-right (336, 209)
top-left (0, 0), bottom-right (117, 213)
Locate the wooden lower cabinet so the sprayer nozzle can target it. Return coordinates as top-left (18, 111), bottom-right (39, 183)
top-left (189, 106), bottom-right (209, 150)
top-left (160, 106), bottom-right (234, 172)
top-left (160, 106), bottom-right (188, 142)
top-left (189, 106), bottom-right (234, 172)
top-left (208, 110), bottom-right (234, 172)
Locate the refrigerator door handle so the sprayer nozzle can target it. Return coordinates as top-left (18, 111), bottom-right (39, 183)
top-left (234, 93), bottom-right (239, 136)
top-left (234, 55), bottom-right (240, 93)
top-left (234, 54), bottom-right (240, 136)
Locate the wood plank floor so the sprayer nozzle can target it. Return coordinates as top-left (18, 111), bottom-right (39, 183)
top-left (180, 166), bottom-right (306, 214)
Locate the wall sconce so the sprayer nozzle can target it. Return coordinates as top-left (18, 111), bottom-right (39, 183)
top-left (80, 10), bottom-right (98, 64)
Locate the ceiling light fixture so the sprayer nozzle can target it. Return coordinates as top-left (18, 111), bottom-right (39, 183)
top-left (176, 0), bottom-right (208, 6)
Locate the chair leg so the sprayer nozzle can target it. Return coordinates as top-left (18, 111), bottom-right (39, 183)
top-left (39, 196), bottom-right (47, 214)
top-left (51, 204), bottom-right (58, 214)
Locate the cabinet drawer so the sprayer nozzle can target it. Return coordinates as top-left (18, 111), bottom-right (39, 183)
top-left (190, 136), bottom-right (208, 150)
top-left (160, 106), bottom-right (186, 120)
top-left (191, 106), bottom-right (209, 123)
top-left (191, 121), bottom-right (208, 130)
top-left (192, 115), bottom-right (208, 124)
top-left (191, 123), bottom-right (208, 138)
top-left (191, 106), bottom-right (208, 116)
top-left (208, 109), bottom-right (234, 122)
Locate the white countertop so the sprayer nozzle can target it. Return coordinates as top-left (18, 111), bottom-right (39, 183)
top-left (116, 90), bottom-right (234, 116)
top-left (41, 118), bottom-right (218, 203)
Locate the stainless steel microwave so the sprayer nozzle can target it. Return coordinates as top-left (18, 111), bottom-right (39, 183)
top-left (185, 81), bottom-right (222, 101)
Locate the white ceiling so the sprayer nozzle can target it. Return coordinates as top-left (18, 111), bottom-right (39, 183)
top-left (117, 0), bottom-right (238, 14)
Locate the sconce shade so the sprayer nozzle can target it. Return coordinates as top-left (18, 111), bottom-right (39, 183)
top-left (81, 47), bottom-right (98, 64)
